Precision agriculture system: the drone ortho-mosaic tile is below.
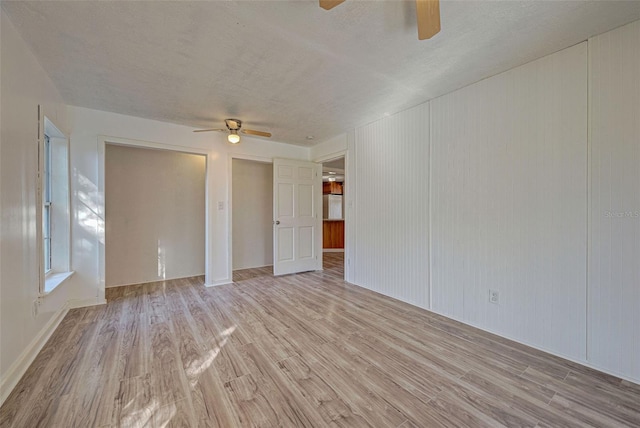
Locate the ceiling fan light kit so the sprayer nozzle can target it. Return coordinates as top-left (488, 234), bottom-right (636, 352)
top-left (228, 131), bottom-right (240, 144)
top-left (320, 0), bottom-right (441, 40)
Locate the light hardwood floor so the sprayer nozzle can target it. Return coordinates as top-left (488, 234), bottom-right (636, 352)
top-left (2, 253), bottom-right (639, 427)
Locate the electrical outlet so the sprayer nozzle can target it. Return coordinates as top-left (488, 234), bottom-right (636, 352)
top-left (32, 299), bottom-right (39, 318)
top-left (489, 289), bottom-right (500, 304)
top-left (218, 201), bottom-right (224, 211)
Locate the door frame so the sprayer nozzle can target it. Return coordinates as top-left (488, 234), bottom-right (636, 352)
top-left (314, 150), bottom-right (348, 277)
top-left (97, 136), bottom-right (210, 292)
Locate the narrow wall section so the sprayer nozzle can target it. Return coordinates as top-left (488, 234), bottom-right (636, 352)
top-left (232, 159), bottom-right (273, 270)
top-left (350, 103), bottom-right (430, 309)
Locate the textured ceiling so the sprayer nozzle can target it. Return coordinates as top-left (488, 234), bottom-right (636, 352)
top-left (3, 1), bottom-right (640, 146)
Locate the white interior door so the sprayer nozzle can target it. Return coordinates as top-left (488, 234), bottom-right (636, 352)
top-left (273, 158), bottom-right (322, 275)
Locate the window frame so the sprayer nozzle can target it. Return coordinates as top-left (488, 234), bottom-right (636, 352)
top-left (43, 134), bottom-right (52, 274)
top-left (39, 115), bottom-right (73, 295)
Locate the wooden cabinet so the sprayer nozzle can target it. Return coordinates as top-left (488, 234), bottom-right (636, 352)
top-left (323, 220), bottom-right (344, 249)
top-left (323, 181), bottom-right (343, 195)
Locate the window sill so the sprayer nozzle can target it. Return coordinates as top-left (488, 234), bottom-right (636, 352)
top-left (43, 271), bottom-right (74, 295)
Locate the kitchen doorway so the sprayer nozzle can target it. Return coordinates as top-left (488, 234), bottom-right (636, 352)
top-left (322, 156), bottom-right (345, 278)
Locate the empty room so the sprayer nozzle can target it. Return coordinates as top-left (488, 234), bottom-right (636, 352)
top-left (1, 1), bottom-right (639, 427)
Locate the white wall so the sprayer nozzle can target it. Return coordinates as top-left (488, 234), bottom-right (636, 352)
top-left (0, 9), bottom-right (72, 402)
top-left (232, 159), bottom-right (273, 270)
top-left (310, 133), bottom-right (347, 161)
top-left (430, 44), bottom-right (588, 361)
top-left (105, 145), bottom-right (206, 286)
top-left (588, 20), bottom-right (640, 381)
top-left (351, 103), bottom-right (431, 309)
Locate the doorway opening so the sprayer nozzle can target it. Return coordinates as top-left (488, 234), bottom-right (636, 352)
top-left (322, 156), bottom-right (345, 278)
top-left (104, 144), bottom-right (206, 288)
top-left (231, 158), bottom-right (274, 281)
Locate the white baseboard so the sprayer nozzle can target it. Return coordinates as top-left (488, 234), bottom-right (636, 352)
top-left (105, 274), bottom-right (205, 288)
top-left (428, 308), bottom-right (640, 386)
top-left (0, 303), bottom-right (69, 406)
top-left (68, 297), bottom-right (107, 309)
top-left (0, 296), bottom-right (107, 406)
top-left (205, 279), bottom-right (233, 287)
top-left (232, 264), bottom-right (273, 271)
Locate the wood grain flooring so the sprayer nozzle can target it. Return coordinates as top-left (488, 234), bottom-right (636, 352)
top-left (2, 253), bottom-right (639, 427)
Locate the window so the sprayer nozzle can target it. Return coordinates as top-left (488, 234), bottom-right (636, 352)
top-left (40, 117), bottom-right (73, 293)
top-left (43, 135), bottom-right (52, 273)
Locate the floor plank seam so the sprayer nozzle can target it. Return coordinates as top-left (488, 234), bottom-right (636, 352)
top-left (545, 391), bottom-right (557, 406)
top-left (396, 418), bottom-right (410, 427)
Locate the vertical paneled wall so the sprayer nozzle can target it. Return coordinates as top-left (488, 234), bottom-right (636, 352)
top-left (588, 20), bottom-right (640, 380)
top-left (350, 103), bottom-right (430, 309)
top-left (430, 44), bottom-right (588, 360)
top-left (347, 21), bottom-right (639, 382)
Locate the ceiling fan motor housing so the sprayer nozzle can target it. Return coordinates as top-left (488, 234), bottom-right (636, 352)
top-left (225, 119), bottom-right (242, 131)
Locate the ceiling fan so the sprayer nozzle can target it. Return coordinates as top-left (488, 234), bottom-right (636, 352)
top-left (193, 119), bottom-right (272, 144)
top-left (320, 0), bottom-right (440, 40)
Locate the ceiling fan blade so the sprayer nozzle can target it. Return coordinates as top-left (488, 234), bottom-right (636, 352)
top-left (193, 128), bottom-right (224, 133)
top-left (319, 0), bottom-right (345, 10)
top-left (415, 0), bottom-right (440, 40)
top-left (241, 129), bottom-right (272, 138)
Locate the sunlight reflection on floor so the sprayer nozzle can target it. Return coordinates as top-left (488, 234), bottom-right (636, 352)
top-left (120, 325), bottom-right (236, 426)
top-left (186, 326), bottom-right (236, 388)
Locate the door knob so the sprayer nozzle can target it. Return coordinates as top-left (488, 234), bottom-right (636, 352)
top-left (274, 220), bottom-right (280, 225)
